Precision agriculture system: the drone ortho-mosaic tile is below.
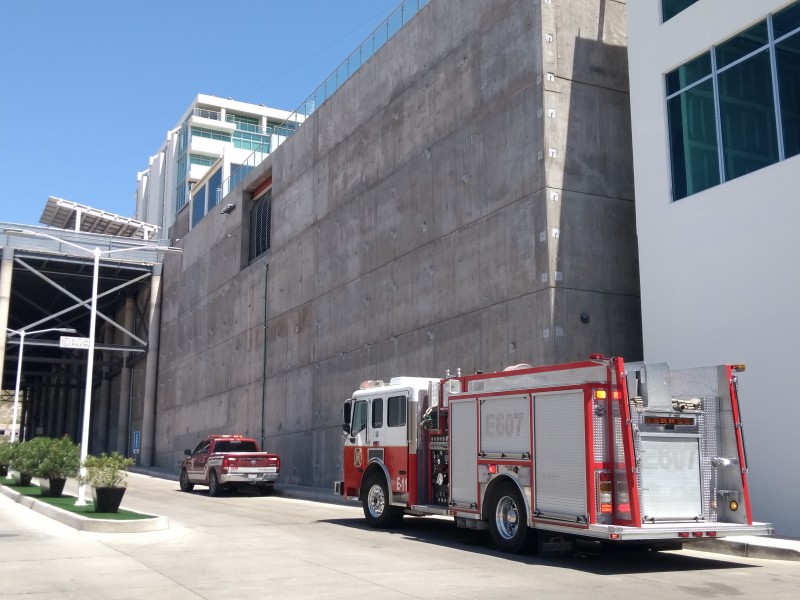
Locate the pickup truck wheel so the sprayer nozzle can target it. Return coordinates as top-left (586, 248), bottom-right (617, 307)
top-left (362, 474), bottom-right (403, 528)
top-left (179, 469), bottom-right (194, 492)
top-left (487, 482), bottom-right (528, 554)
top-left (208, 471), bottom-right (222, 497)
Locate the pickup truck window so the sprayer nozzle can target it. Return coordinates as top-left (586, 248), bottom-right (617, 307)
top-left (192, 441), bottom-right (211, 455)
top-left (214, 440), bottom-right (258, 453)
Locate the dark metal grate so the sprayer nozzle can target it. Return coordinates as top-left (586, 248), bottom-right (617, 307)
top-left (249, 189), bottom-right (272, 261)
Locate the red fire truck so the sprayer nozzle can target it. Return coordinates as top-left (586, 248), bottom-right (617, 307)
top-left (334, 355), bottom-right (773, 553)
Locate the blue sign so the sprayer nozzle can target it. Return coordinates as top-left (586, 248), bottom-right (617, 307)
top-left (133, 430), bottom-right (140, 455)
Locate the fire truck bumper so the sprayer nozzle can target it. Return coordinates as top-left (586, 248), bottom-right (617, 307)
top-left (540, 521), bottom-right (775, 542)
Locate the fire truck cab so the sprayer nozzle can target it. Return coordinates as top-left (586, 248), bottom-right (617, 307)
top-left (335, 356), bottom-right (773, 553)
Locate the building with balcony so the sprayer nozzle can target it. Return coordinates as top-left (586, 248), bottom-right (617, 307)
top-left (628, 0), bottom-right (800, 536)
top-left (136, 95), bottom-right (299, 238)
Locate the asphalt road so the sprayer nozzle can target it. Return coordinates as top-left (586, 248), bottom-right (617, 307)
top-left (1, 473), bottom-right (799, 599)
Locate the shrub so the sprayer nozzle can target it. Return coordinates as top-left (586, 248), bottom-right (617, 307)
top-left (33, 436), bottom-right (81, 480)
top-left (0, 439), bottom-right (19, 466)
top-left (12, 439), bottom-right (39, 475)
top-left (80, 452), bottom-right (134, 488)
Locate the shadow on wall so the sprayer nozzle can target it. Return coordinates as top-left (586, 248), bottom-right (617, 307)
top-left (551, 26), bottom-right (642, 362)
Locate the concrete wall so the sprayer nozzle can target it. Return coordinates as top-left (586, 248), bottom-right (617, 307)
top-left (155, 0), bottom-right (640, 488)
top-left (628, 0), bottom-right (800, 536)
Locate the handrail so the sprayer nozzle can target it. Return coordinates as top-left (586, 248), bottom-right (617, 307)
top-left (217, 0), bottom-right (430, 201)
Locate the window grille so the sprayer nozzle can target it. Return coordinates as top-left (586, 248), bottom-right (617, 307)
top-left (249, 189), bottom-right (272, 261)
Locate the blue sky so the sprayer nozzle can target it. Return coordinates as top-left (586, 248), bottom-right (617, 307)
top-left (0, 0), bottom-right (400, 226)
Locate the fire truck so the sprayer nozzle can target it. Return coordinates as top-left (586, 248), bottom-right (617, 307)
top-left (334, 355), bottom-right (773, 553)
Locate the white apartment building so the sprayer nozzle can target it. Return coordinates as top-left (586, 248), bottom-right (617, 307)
top-left (136, 94), bottom-right (298, 237)
top-left (628, 1), bottom-right (800, 536)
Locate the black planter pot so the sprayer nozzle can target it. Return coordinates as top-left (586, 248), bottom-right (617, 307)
top-left (92, 486), bottom-right (126, 513)
top-left (41, 477), bottom-right (67, 498)
top-left (18, 472), bottom-right (33, 486)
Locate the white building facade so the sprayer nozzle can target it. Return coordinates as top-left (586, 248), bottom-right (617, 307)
top-left (628, 0), bottom-right (800, 536)
top-left (136, 94), bottom-right (297, 238)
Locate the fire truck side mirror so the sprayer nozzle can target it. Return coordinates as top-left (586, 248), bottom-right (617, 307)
top-left (342, 400), bottom-right (352, 436)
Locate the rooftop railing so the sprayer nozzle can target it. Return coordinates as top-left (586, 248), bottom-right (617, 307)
top-left (217, 0), bottom-right (430, 201)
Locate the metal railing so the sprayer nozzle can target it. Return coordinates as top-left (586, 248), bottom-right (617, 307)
top-left (193, 107), bottom-right (221, 121)
top-left (217, 0), bottom-right (430, 201)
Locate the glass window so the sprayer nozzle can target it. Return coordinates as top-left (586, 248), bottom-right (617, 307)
top-left (665, 2), bottom-right (800, 200)
top-left (718, 49), bottom-right (779, 180)
top-left (662, 0), bottom-right (700, 22)
top-left (666, 52), bottom-right (711, 95)
top-left (668, 79), bottom-right (720, 200)
top-left (776, 32), bottom-right (800, 157)
top-left (352, 401), bottom-right (367, 435)
top-left (387, 395), bottom-right (406, 427)
top-left (208, 169), bottom-right (222, 209)
top-left (773, 3), bottom-right (800, 39)
top-left (192, 184), bottom-right (206, 227)
top-left (715, 21), bottom-right (768, 69)
top-left (190, 154), bottom-right (215, 167)
top-left (372, 398), bottom-right (383, 428)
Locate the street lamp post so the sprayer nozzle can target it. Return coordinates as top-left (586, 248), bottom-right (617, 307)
top-left (3, 228), bottom-right (180, 505)
top-left (5, 326), bottom-right (76, 478)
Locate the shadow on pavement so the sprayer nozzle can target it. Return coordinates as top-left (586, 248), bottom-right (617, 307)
top-left (320, 515), bottom-right (760, 575)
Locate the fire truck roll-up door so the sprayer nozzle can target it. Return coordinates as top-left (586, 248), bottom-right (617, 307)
top-left (534, 391), bottom-right (587, 522)
top-left (450, 399), bottom-right (478, 507)
top-left (638, 434), bottom-right (702, 521)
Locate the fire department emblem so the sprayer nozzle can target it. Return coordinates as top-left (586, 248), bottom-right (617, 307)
top-left (354, 447), bottom-right (363, 468)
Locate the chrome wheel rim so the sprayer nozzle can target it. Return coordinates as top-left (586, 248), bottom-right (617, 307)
top-left (367, 484), bottom-right (386, 518)
top-left (495, 495), bottom-right (520, 540)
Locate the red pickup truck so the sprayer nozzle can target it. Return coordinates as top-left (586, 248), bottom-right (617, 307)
top-left (179, 434), bottom-right (280, 496)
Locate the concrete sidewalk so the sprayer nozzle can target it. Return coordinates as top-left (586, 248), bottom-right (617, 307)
top-left (132, 464), bottom-right (800, 561)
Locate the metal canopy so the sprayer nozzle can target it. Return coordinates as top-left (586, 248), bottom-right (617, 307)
top-left (39, 197), bottom-right (160, 240)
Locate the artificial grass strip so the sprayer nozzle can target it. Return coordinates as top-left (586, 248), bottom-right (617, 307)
top-left (1, 480), bottom-right (153, 520)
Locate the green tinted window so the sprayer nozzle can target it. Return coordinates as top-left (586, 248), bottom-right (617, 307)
top-left (718, 49), bottom-right (779, 180)
top-left (668, 79), bottom-right (720, 200)
top-left (666, 2), bottom-right (800, 200)
top-left (666, 52), bottom-right (712, 95)
top-left (715, 21), bottom-right (768, 69)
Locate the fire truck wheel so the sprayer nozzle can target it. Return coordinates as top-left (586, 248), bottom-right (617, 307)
top-left (487, 482), bottom-right (528, 553)
top-left (179, 469), bottom-right (194, 492)
top-left (363, 474), bottom-right (403, 528)
top-left (208, 471), bottom-right (222, 497)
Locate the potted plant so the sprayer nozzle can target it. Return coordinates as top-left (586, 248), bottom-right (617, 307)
top-left (0, 439), bottom-right (17, 477)
top-left (31, 435), bottom-right (80, 497)
top-left (11, 439), bottom-right (37, 486)
top-left (80, 452), bottom-right (134, 513)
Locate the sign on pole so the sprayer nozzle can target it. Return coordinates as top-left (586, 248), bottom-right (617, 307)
top-left (60, 336), bottom-right (91, 349)
top-left (133, 431), bottom-right (141, 455)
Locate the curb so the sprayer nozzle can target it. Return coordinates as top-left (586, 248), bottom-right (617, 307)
top-left (0, 483), bottom-right (169, 533)
top-left (692, 537), bottom-right (800, 562)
